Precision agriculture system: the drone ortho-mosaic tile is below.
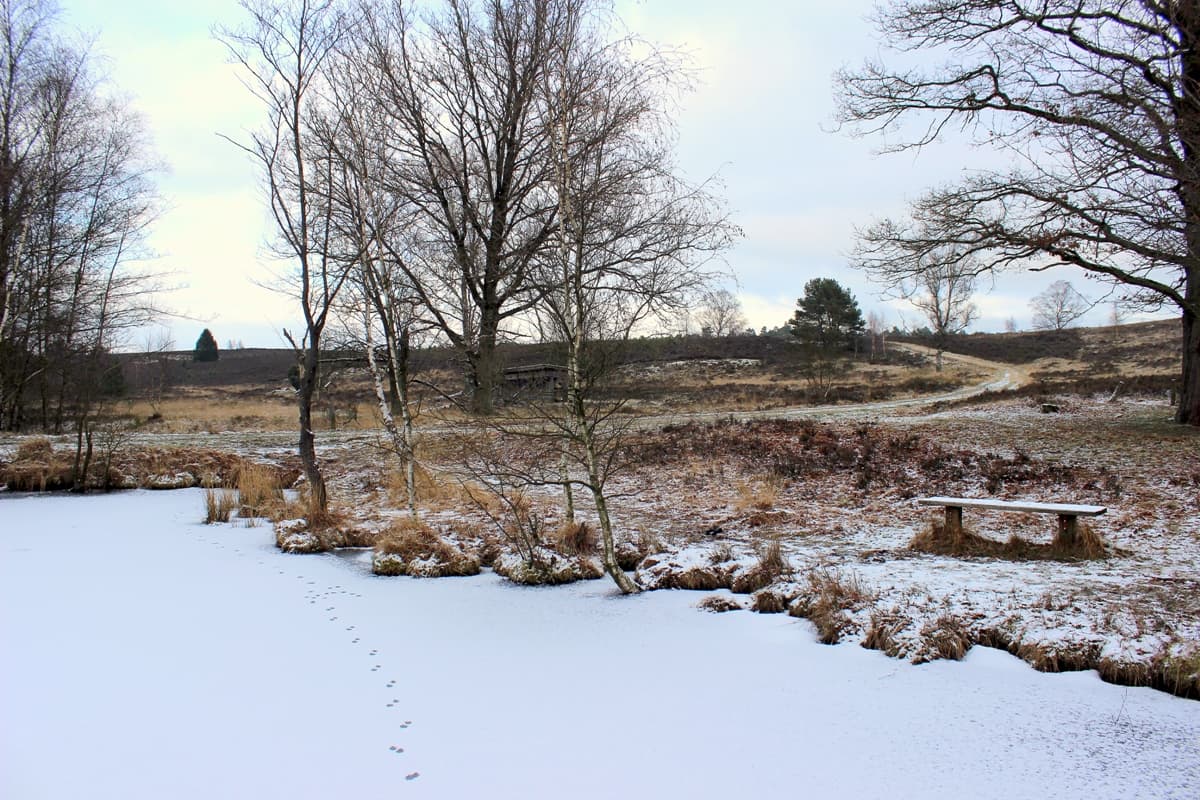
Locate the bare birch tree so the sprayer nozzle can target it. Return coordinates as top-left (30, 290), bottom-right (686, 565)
top-left (906, 257), bottom-right (977, 371)
top-left (527, 13), bottom-right (733, 593)
top-left (695, 287), bottom-right (747, 337)
top-left (0, 0), bottom-right (160, 434)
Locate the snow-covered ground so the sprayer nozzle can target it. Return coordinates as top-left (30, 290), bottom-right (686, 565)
top-left (2, 490), bottom-right (1197, 800)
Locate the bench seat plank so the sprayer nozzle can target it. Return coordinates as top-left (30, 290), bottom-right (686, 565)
top-left (916, 497), bottom-right (1107, 516)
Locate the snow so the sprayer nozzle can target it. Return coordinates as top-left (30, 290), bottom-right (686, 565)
top-left (917, 496), bottom-right (1108, 515)
top-left (2, 490), bottom-right (1198, 800)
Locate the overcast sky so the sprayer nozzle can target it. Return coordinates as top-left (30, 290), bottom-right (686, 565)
top-left (58, 0), bottom-right (1154, 350)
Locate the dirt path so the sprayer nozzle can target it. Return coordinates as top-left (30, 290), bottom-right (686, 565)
top-left (635, 344), bottom-right (1032, 427)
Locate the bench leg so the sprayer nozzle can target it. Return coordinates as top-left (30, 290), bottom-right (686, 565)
top-left (1056, 514), bottom-right (1078, 547)
top-left (945, 506), bottom-right (963, 540)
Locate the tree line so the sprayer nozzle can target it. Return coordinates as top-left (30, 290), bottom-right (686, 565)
top-left (220, 0), bottom-right (734, 590)
top-left (0, 0), bottom-right (158, 436)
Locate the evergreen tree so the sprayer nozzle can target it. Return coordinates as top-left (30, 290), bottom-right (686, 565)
top-left (194, 329), bottom-right (219, 362)
top-left (788, 278), bottom-right (865, 351)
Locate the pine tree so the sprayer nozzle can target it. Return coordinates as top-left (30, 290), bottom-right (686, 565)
top-left (194, 329), bottom-right (219, 362)
top-left (788, 278), bottom-right (865, 351)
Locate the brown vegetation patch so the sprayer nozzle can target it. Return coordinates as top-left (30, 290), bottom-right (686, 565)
top-left (492, 548), bottom-right (603, 585)
top-left (634, 418), bottom-right (1090, 497)
top-left (3, 437), bottom-right (75, 491)
top-left (750, 581), bottom-right (804, 614)
top-left (697, 595), bottom-right (744, 613)
top-left (373, 518), bottom-right (480, 577)
top-left (910, 519), bottom-right (1109, 561)
top-left (204, 488), bottom-right (237, 524)
top-left (636, 554), bottom-right (736, 591)
top-left (863, 610), bottom-right (910, 657)
top-left (916, 615), bottom-right (973, 662)
top-left (730, 540), bottom-right (791, 594)
top-left (789, 569), bottom-right (875, 645)
top-left (552, 521), bottom-right (598, 556)
top-left (236, 463), bottom-right (284, 517)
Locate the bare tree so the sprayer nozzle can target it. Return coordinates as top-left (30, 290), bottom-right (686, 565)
top-left (487, 8), bottom-right (733, 593)
top-left (695, 287), bottom-right (747, 337)
top-left (838, 1), bottom-right (1200, 424)
top-left (218, 0), bottom-right (353, 513)
top-left (351, 0), bottom-right (587, 415)
top-left (0, 0), bottom-right (160, 434)
top-left (866, 309), bottom-right (886, 358)
top-left (1030, 280), bottom-right (1090, 331)
top-left (904, 257), bottom-right (978, 371)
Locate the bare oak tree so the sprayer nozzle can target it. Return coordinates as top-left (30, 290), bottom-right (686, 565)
top-left (838, 1), bottom-right (1200, 424)
top-left (1030, 280), bottom-right (1090, 331)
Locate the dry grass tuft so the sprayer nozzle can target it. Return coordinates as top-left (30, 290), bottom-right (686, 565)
top-left (790, 568), bottom-right (875, 644)
top-left (1154, 646), bottom-right (1200, 699)
top-left (204, 488), bottom-right (237, 524)
top-left (15, 437), bottom-right (54, 462)
top-left (917, 615), bottom-right (972, 662)
top-left (236, 463), bottom-right (284, 517)
top-left (731, 539), bottom-right (791, 594)
top-left (492, 548), bottom-right (603, 585)
top-left (750, 582), bottom-right (803, 614)
top-left (697, 594), bottom-right (744, 613)
top-left (734, 478), bottom-right (779, 512)
top-left (910, 519), bottom-right (1108, 561)
top-left (863, 610), bottom-right (909, 657)
top-left (553, 520), bottom-right (597, 556)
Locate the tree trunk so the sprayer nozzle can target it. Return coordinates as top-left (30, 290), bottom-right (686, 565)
top-left (471, 329), bottom-right (498, 415)
top-left (1177, 307), bottom-right (1200, 425)
top-left (297, 345), bottom-right (327, 513)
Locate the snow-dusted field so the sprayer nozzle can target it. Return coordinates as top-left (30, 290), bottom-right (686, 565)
top-left (2, 490), bottom-right (1197, 799)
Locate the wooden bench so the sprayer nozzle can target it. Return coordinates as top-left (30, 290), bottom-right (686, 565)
top-left (916, 496), bottom-right (1107, 546)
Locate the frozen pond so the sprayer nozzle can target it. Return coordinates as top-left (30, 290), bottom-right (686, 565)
top-left (1, 490), bottom-right (1197, 799)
